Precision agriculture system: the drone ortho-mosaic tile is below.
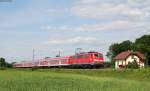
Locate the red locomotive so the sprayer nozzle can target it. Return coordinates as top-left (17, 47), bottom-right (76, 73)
top-left (13, 51), bottom-right (104, 68)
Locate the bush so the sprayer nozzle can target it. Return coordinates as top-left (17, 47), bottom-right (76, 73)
top-left (104, 62), bottom-right (111, 68)
top-left (126, 60), bottom-right (139, 69)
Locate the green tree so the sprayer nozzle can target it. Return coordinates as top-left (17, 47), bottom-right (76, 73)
top-left (107, 40), bottom-right (133, 66)
top-left (107, 40), bottom-right (133, 60)
top-left (133, 35), bottom-right (150, 65)
top-left (0, 58), bottom-right (6, 69)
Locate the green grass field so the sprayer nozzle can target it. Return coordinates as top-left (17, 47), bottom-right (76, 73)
top-left (0, 68), bottom-right (150, 91)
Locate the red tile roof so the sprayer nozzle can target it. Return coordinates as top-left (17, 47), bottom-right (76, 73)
top-left (113, 50), bottom-right (145, 60)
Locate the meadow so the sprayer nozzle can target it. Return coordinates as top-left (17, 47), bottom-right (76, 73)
top-left (0, 68), bottom-right (150, 91)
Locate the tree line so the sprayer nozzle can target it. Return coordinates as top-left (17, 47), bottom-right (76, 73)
top-left (107, 35), bottom-right (150, 65)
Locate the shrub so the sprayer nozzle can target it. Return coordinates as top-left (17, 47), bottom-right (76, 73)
top-left (104, 62), bottom-right (111, 68)
top-left (126, 60), bottom-right (139, 69)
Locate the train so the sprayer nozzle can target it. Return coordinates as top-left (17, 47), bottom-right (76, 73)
top-left (13, 51), bottom-right (104, 68)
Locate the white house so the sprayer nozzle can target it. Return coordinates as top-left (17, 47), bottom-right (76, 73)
top-left (114, 51), bottom-right (145, 69)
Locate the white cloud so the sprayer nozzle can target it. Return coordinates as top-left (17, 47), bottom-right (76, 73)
top-left (44, 37), bottom-right (97, 45)
top-left (71, 0), bottom-right (150, 21)
top-left (127, 0), bottom-right (150, 6)
top-left (78, 0), bottom-right (100, 4)
top-left (41, 20), bottom-right (150, 33)
top-left (41, 25), bottom-right (74, 31)
top-left (79, 20), bottom-right (150, 32)
top-left (77, 20), bottom-right (131, 31)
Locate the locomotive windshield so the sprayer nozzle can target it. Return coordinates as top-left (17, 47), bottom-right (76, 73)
top-left (94, 53), bottom-right (103, 58)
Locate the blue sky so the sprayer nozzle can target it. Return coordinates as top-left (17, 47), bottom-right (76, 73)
top-left (0, 0), bottom-right (150, 62)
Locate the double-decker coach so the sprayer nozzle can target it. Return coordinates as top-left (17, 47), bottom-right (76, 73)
top-left (45, 56), bottom-right (70, 67)
top-left (13, 61), bottom-right (34, 68)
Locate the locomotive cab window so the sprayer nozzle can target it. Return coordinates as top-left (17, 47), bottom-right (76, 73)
top-left (94, 54), bottom-right (103, 58)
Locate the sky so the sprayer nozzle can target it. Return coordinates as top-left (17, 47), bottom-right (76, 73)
top-left (0, 0), bottom-right (150, 62)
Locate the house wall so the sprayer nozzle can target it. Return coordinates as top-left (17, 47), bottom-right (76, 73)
top-left (115, 60), bottom-right (125, 69)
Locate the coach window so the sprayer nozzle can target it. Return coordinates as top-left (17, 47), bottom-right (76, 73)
top-left (81, 55), bottom-right (84, 58)
top-left (83, 55), bottom-right (88, 58)
top-left (75, 55), bottom-right (78, 58)
top-left (62, 59), bottom-right (67, 62)
top-left (94, 54), bottom-right (103, 58)
top-left (94, 54), bottom-right (98, 57)
top-left (72, 56), bottom-right (76, 58)
top-left (51, 60), bottom-right (59, 62)
top-left (76, 55), bottom-right (82, 58)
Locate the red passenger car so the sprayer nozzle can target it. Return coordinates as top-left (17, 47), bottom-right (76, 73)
top-left (45, 56), bottom-right (70, 67)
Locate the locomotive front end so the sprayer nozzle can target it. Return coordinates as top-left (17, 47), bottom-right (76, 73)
top-left (92, 52), bottom-right (104, 65)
